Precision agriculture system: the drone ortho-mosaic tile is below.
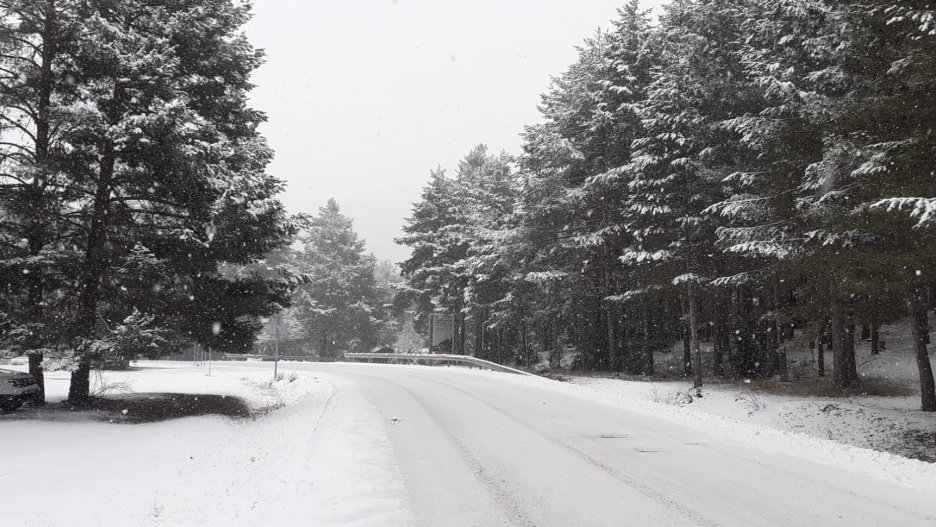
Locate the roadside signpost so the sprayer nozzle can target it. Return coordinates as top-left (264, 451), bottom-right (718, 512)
top-left (429, 313), bottom-right (454, 353)
top-left (271, 314), bottom-right (287, 381)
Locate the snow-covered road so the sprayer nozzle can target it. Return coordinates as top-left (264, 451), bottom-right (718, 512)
top-left (5, 361), bottom-right (936, 526)
top-left (307, 362), bottom-right (936, 527)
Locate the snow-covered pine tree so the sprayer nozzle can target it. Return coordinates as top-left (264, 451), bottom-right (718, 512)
top-left (517, 4), bottom-right (656, 371)
top-left (397, 168), bottom-right (467, 343)
top-left (452, 146), bottom-right (523, 362)
top-left (807, 0), bottom-right (936, 408)
top-left (0, 0), bottom-right (88, 401)
top-left (703, 0), bottom-right (833, 380)
top-left (623, 0), bottom-right (751, 387)
top-left (294, 199), bottom-right (386, 357)
top-left (0, 0), bottom-right (296, 404)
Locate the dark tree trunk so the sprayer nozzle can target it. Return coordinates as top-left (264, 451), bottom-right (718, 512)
top-left (712, 298), bottom-right (725, 377)
top-left (69, 177), bottom-right (112, 404)
top-left (845, 322), bottom-right (858, 385)
top-left (519, 317), bottom-right (528, 366)
top-left (642, 309), bottom-right (654, 375)
top-left (831, 295), bottom-right (850, 388)
top-left (67, 356), bottom-right (93, 405)
top-left (908, 289), bottom-right (936, 411)
top-left (28, 353), bottom-right (45, 404)
top-left (682, 297), bottom-right (692, 377)
top-left (816, 319), bottom-right (826, 377)
top-left (817, 339), bottom-right (825, 377)
top-left (607, 302), bottom-right (620, 373)
top-left (775, 282), bottom-right (788, 382)
top-left (870, 319), bottom-right (880, 355)
top-left (69, 75), bottom-right (123, 405)
top-left (917, 306), bottom-right (931, 345)
top-left (688, 287), bottom-right (703, 388)
top-left (475, 314), bottom-right (484, 359)
top-left (454, 299), bottom-right (466, 355)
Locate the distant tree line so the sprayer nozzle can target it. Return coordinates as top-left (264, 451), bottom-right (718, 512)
top-left (396, 0), bottom-right (936, 410)
top-left (0, 0), bottom-right (299, 405)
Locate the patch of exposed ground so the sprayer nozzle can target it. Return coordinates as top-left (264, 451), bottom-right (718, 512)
top-left (1, 393), bottom-right (254, 423)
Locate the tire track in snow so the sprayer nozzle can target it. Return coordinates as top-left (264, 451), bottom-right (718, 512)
top-left (388, 371), bottom-right (723, 527)
top-left (345, 370), bottom-right (538, 527)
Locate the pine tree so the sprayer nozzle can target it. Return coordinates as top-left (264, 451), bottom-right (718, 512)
top-left (0, 0), bottom-right (294, 404)
top-left (814, 0), bottom-right (936, 407)
top-left (0, 0), bottom-right (86, 401)
top-left (397, 168), bottom-right (465, 335)
top-left (517, 3), bottom-right (656, 371)
top-left (294, 199), bottom-right (386, 357)
top-left (623, 0), bottom-right (753, 386)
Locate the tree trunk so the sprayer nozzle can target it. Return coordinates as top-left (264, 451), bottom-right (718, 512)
top-left (844, 322), bottom-right (858, 385)
top-left (453, 299), bottom-right (465, 355)
top-left (28, 352), bottom-right (45, 404)
top-left (712, 297), bottom-right (725, 377)
top-left (607, 301), bottom-right (620, 373)
top-left (688, 286), bottom-right (703, 388)
top-left (774, 282), bottom-right (789, 382)
top-left (734, 288), bottom-right (757, 376)
top-left (830, 294), bottom-right (849, 388)
top-left (682, 297), bottom-right (692, 377)
top-left (643, 309), bottom-right (654, 375)
top-left (520, 315), bottom-right (530, 366)
top-left (67, 356), bottom-right (93, 406)
top-left (918, 306), bottom-right (931, 345)
top-left (68, 74), bottom-right (123, 404)
top-left (870, 319), bottom-right (880, 355)
top-left (908, 289), bottom-right (936, 411)
top-left (69, 179), bottom-right (112, 404)
top-left (475, 313), bottom-right (484, 359)
top-left (816, 319), bottom-right (826, 377)
top-left (817, 339), bottom-right (825, 377)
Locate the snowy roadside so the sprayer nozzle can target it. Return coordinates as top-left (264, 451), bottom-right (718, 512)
top-left (526, 373), bottom-right (936, 494)
top-left (0, 362), bottom-right (341, 527)
top-left (2, 359), bottom-right (318, 412)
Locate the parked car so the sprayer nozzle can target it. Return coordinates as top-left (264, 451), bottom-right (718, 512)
top-left (0, 368), bottom-right (41, 413)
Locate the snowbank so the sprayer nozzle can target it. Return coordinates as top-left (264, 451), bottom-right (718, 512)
top-left (0, 362), bottom-right (338, 527)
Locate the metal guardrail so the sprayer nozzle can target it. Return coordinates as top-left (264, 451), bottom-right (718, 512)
top-left (343, 353), bottom-right (532, 376)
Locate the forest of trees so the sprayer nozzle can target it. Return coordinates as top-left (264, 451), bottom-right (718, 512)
top-left (0, 0), bottom-right (299, 405)
top-left (397, 0), bottom-right (936, 411)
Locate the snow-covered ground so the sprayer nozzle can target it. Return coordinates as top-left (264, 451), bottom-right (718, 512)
top-left (560, 316), bottom-right (936, 464)
top-left (2, 341), bottom-right (935, 526)
top-left (0, 361), bottom-right (412, 527)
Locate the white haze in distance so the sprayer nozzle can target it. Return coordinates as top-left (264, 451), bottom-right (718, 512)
top-left (245, 0), bottom-right (664, 264)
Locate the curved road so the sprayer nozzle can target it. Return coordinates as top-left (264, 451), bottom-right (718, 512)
top-left (298, 362), bottom-right (936, 527)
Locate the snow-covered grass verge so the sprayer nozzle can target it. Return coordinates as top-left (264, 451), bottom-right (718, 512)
top-left (0, 361), bottom-right (340, 527)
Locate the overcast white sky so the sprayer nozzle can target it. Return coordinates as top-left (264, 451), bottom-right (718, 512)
top-left (245, 0), bottom-right (662, 264)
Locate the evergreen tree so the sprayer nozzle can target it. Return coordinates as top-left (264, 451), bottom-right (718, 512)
top-left (397, 168), bottom-right (465, 334)
top-left (294, 199), bottom-right (386, 357)
top-left (0, 0), bottom-right (295, 404)
top-left (0, 0), bottom-right (86, 401)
